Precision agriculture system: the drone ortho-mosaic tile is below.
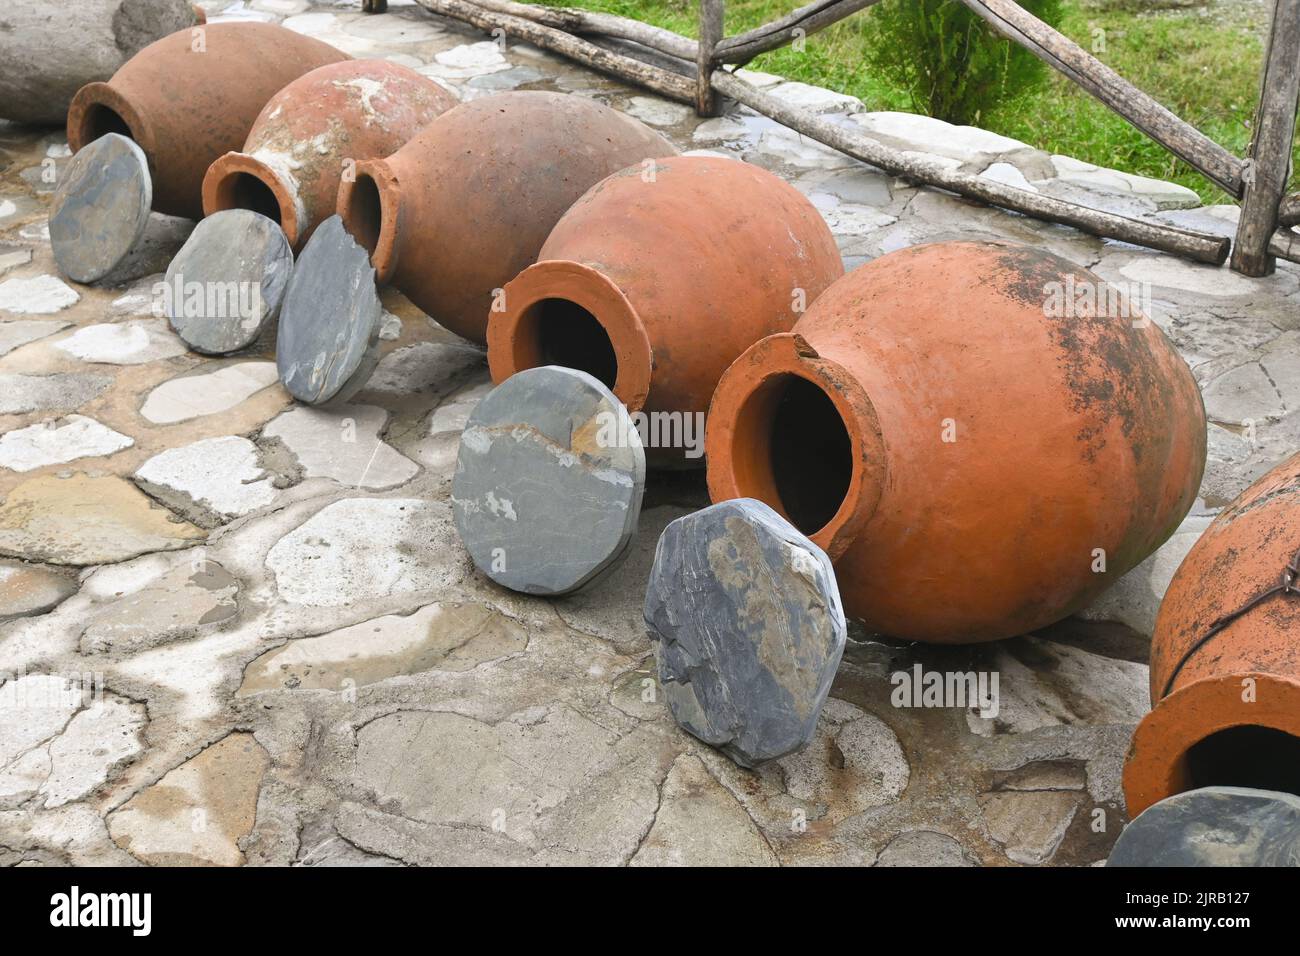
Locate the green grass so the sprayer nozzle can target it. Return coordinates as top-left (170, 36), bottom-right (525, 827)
top-left (540, 0), bottom-right (1298, 204)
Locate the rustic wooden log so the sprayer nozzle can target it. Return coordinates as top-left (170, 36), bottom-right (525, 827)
top-left (1232, 0), bottom-right (1300, 276)
top-left (1282, 193), bottom-right (1300, 227)
top-left (698, 0), bottom-right (725, 116)
top-left (711, 70), bottom-right (1230, 264)
top-left (458, 0), bottom-right (697, 61)
top-left (414, 0), bottom-right (697, 103)
top-left (1269, 227), bottom-right (1300, 264)
top-left (417, 0), bottom-right (1230, 263)
top-left (591, 34), bottom-right (697, 79)
top-left (958, 0), bottom-right (1245, 197)
top-left (715, 0), bottom-right (882, 64)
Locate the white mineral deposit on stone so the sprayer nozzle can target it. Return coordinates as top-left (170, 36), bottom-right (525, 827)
top-left (0, 415), bottom-right (133, 472)
top-left (0, 274), bottom-right (79, 314)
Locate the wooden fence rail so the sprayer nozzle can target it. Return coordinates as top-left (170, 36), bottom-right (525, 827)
top-left (407, 0), bottom-right (1299, 274)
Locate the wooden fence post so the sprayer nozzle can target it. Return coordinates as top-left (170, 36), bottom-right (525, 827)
top-left (697, 0), bottom-right (725, 117)
top-left (1231, 0), bottom-right (1300, 276)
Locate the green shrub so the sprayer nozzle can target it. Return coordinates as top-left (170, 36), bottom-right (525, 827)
top-left (863, 0), bottom-right (1064, 126)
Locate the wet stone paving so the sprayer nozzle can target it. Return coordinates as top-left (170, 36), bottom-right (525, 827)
top-left (1, 0), bottom-right (1298, 867)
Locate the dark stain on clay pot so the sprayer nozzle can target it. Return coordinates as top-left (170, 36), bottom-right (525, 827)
top-left (1124, 451), bottom-right (1300, 817)
top-left (706, 241), bottom-right (1207, 644)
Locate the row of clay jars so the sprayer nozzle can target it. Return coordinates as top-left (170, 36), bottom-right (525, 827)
top-left (486, 155), bottom-right (844, 469)
top-left (705, 241), bottom-right (1208, 644)
top-left (202, 59), bottom-right (458, 251)
top-left (337, 91), bottom-right (679, 346)
top-left (1124, 451), bottom-right (1300, 818)
top-left (67, 22), bottom-right (348, 219)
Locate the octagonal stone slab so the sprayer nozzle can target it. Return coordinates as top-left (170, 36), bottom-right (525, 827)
top-left (165, 209), bottom-right (293, 355)
top-left (276, 215), bottom-right (382, 405)
top-left (451, 366), bottom-right (645, 596)
top-left (644, 498), bottom-right (847, 768)
top-left (1108, 786), bottom-right (1300, 867)
top-left (49, 133), bottom-right (152, 283)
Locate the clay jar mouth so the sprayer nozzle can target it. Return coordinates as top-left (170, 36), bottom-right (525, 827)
top-left (705, 332), bottom-right (886, 561)
top-left (66, 82), bottom-right (157, 161)
top-left (487, 260), bottom-right (654, 412)
top-left (202, 153), bottom-right (301, 246)
top-left (338, 161), bottom-right (400, 284)
top-left (1124, 674), bottom-right (1300, 817)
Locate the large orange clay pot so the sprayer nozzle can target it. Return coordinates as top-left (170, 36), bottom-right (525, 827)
top-left (202, 60), bottom-right (456, 251)
top-left (67, 22), bottom-right (348, 219)
top-left (706, 241), bottom-right (1206, 643)
top-left (336, 91), bottom-right (676, 346)
top-left (1123, 452), bottom-right (1300, 817)
top-left (487, 156), bottom-right (843, 466)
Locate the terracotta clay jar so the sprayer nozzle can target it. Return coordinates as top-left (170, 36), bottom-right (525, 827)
top-left (1123, 452), bottom-right (1300, 818)
top-left (706, 241), bottom-right (1207, 643)
top-left (336, 91), bottom-right (676, 345)
top-left (67, 22), bottom-right (348, 219)
top-left (487, 155), bottom-right (843, 467)
top-left (202, 60), bottom-right (456, 251)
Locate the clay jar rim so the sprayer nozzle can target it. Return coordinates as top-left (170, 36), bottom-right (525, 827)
top-left (705, 332), bottom-right (887, 562)
top-left (486, 259), bottom-right (655, 413)
top-left (1123, 672), bottom-right (1300, 818)
top-left (202, 152), bottom-right (303, 247)
top-left (67, 81), bottom-right (159, 166)
top-left (337, 158), bottom-right (401, 285)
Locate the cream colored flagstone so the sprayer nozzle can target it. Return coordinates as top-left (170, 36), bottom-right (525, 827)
top-left (0, 472), bottom-right (204, 565)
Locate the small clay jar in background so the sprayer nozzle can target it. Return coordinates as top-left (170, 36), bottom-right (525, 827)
top-left (1123, 451), bottom-right (1300, 818)
top-left (67, 21), bottom-right (348, 219)
top-left (487, 155), bottom-right (843, 468)
top-left (336, 90), bottom-right (676, 346)
top-left (706, 241), bottom-right (1207, 644)
top-left (202, 59), bottom-right (457, 251)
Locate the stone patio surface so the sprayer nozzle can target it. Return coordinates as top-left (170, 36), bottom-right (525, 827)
top-left (1, 0), bottom-right (1297, 867)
